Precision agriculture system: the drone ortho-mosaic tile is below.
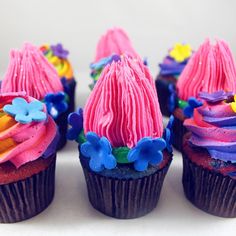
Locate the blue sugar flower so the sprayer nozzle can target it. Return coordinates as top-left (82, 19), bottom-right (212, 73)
top-left (44, 92), bottom-right (68, 119)
top-left (3, 97), bottom-right (46, 124)
top-left (163, 115), bottom-right (174, 153)
top-left (67, 108), bottom-right (83, 141)
top-left (128, 137), bottom-right (166, 172)
top-left (51, 43), bottom-right (69, 59)
top-left (168, 84), bottom-right (177, 112)
top-left (81, 132), bottom-right (117, 172)
top-left (183, 97), bottom-right (203, 118)
top-left (199, 91), bottom-right (233, 103)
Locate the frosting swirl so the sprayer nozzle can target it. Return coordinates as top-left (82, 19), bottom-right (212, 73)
top-left (177, 39), bottom-right (236, 101)
top-left (84, 55), bottom-right (163, 148)
top-left (1, 43), bottom-right (63, 100)
top-left (40, 44), bottom-right (74, 80)
top-left (0, 93), bottom-right (57, 168)
top-left (184, 93), bottom-right (236, 162)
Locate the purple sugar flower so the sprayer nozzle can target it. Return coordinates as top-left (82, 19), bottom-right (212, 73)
top-left (198, 91), bottom-right (233, 103)
top-left (51, 43), bottom-right (69, 59)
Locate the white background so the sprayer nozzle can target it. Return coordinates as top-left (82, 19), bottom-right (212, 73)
top-left (0, 0), bottom-right (236, 235)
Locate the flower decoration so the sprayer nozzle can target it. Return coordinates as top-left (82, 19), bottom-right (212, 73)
top-left (127, 137), bottom-right (166, 172)
top-left (169, 43), bottom-right (192, 63)
top-left (90, 54), bottom-right (121, 71)
top-left (230, 95), bottom-right (236, 113)
top-left (168, 84), bottom-right (177, 112)
top-left (67, 108), bottom-right (83, 141)
top-left (199, 90), bottom-right (233, 103)
top-left (163, 115), bottom-right (174, 153)
top-left (51, 43), bottom-right (69, 59)
top-left (183, 97), bottom-right (203, 118)
top-left (81, 132), bottom-right (117, 172)
top-left (44, 92), bottom-right (68, 119)
top-left (3, 97), bottom-right (46, 124)
top-left (61, 77), bottom-right (70, 94)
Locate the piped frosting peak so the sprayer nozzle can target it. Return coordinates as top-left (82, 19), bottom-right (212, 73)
top-left (1, 43), bottom-right (63, 100)
top-left (177, 39), bottom-right (236, 101)
top-left (84, 55), bottom-right (163, 148)
top-left (94, 27), bottom-right (140, 63)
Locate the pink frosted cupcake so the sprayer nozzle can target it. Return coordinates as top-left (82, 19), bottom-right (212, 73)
top-left (0, 43), bottom-right (69, 149)
top-left (68, 55), bottom-right (172, 219)
top-left (89, 27), bottom-right (140, 89)
top-left (171, 39), bottom-right (236, 151)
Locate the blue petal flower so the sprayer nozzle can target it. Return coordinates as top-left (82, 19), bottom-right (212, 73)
top-left (183, 97), bottom-right (203, 118)
top-left (67, 108), bottom-right (83, 141)
top-left (128, 137), bottom-right (166, 172)
top-left (44, 92), bottom-right (68, 119)
top-left (3, 97), bottom-right (46, 124)
top-left (80, 132), bottom-right (117, 172)
top-left (163, 115), bottom-right (174, 153)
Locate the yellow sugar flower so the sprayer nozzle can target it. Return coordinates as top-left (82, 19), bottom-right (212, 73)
top-left (231, 95), bottom-right (236, 112)
top-left (169, 43), bottom-right (192, 63)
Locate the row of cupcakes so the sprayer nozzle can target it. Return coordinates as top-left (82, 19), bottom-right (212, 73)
top-left (0, 27), bottom-right (235, 223)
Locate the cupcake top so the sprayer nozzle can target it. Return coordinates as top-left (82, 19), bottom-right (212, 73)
top-left (177, 39), bottom-right (236, 101)
top-left (69, 55), bottom-right (171, 172)
top-left (40, 43), bottom-right (74, 80)
top-left (184, 91), bottom-right (236, 163)
top-left (0, 92), bottom-right (58, 168)
top-left (159, 42), bottom-right (193, 76)
top-left (1, 43), bottom-right (68, 119)
top-left (90, 27), bottom-right (140, 87)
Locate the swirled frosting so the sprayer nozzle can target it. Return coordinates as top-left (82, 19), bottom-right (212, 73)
top-left (1, 43), bottom-right (63, 100)
top-left (184, 95), bottom-right (236, 162)
top-left (40, 44), bottom-right (74, 80)
top-left (0, 93), bottom-right (57, 168)
top-left (84, 55), bottom-right (163, 148)
top-left (94, 27), bottom-right (140, 63)
top-left (177, 39), bottom-right (236, 101)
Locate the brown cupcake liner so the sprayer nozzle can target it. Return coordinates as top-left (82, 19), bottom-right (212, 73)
top-left (182, 152), bottom-right (236, 218)
top-left (173, 110), bottom-right (187, 151)
top-left (80, 155), bottom-right (172, 219)
top-left (0, 156), bottom-right (56, 223)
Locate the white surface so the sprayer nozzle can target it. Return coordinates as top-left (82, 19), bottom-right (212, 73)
top-left (0, 0), bottom-right (236, 234)
top-left (0, 72), bottom-right (235, 235)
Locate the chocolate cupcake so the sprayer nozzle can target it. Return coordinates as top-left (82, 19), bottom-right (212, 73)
top-left (182, 91), bottom-right (236, 217)
top-left (89, 27), bottom-right (140, 90)
top-left (172, 39), bottom-right (236, 151)
top-left (68, 55), bottom-right (173, 219)
top-left (40, 43), bottom-right (76, 113)
top-left (155, 43), bottom-right (193, 116)
top-left (0, 43), bottom-right (70, 150)
top-left (0, 92), bottom-right (58, 223)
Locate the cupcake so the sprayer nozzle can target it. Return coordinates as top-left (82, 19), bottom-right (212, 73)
top-left (0, 92), bottom-right (58, 223)
top-left (0, 43), bottom-right (70, 150)
top-left (155, 43), bottom-right (193, 116)
top-left (172, 39), bottom-right (236, 151)
top-left (89, 27), bottom-right (140, 89)
top-left (182, 91), bottom-right (236, 217)
top-left (40, 43), bottom-right (76, 113)
top-left (68, 55), bottom-right (173, 219)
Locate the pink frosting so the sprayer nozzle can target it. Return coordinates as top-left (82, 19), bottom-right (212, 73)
top-left (0, 93), bottom-right (57, 168)
top-left (1, 43), bottom-right (63, 100)
top-left (94, 27), bottom-right (140, 62)
top-left (84, 55), bottom-right (163, 148)
top-left (177, 39), bottom-right (236, 101)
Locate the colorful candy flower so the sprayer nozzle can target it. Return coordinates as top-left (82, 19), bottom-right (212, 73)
top-left (199, 90), bottom-right (233, 103)
top-left (67, 108), bottom-right (83, 141)
top-left (81, 132), bottom-right (117, 172)
top-left (169, 43), bottom-right (192, 63)
top-left (51, 43), bottom-right (69, 59)
top-left (3, 97), bottom-right (46, 124)
top-left (128, 137), bottom-right (166, 171)
top-left (44, 92), bottom-right (68, 119)
top-left (183, 97), bottom-right (203, 118)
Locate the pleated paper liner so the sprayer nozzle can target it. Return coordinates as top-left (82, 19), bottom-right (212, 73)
top-left (0, 155), bottom-right (56, 223)
top-left (182, 149), bottom-right (236, 218)
top-left (172, 108), bottom-right (187, 151)
top-left (80, 151), bottom-right (172, 219)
